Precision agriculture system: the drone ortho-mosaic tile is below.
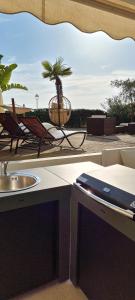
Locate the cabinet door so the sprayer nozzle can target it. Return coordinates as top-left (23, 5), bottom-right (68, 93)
top-left (0, 201), bottom-right (58, 299)
top-left (78, 204), bottom-right (135, 300)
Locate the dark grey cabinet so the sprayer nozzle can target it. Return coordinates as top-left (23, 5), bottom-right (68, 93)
top-left (0, 201), bottom-right (59, 299)
top-left (78, 204), bottom-right (135, 300)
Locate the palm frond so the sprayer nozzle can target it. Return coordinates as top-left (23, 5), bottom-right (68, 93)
top-left (0, 64), bottom-right (18, 86)
top-left (41, 57), bottom-right (72, 84)
top-left (53, 63), bottom-right (61, 77)
top-left (0, 54), bottom-right (3, 63)
top-left (42, 61), bottom-right (53, 73)
top-left (56, 57), bottom-right (64, 65)
top-left (42, 71), bottom-right (53, 80)
top-left (2, 83), bottom-right (28, 92)
top-left (0, 65), bottom-right (5, 70)
top-left (60, 67), bottom-right (72, 76)
top-left (4, 64), bottom-right (17, 72)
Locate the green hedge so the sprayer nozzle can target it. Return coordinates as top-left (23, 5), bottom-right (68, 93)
top-left (26, 108), bottom-right (106, 128)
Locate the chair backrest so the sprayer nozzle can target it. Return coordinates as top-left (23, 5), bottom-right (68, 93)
top-left (19, 116), bottom-right (51, 139)
top-left (0, 113), bottom-right (23, 137)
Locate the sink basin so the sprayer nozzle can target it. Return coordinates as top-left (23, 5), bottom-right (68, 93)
top-left (0, 174), bottom-right (40, 193)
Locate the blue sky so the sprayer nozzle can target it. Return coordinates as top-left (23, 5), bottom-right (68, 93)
top-left (0, 12), bottom-right (135, 110)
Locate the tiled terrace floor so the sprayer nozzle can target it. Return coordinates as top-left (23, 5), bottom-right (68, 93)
top-left (0, 133), bottom-right (135, 161)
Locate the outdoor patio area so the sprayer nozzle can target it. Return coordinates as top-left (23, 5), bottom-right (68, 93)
top-left (0, 1), bottom-right (135, 300)
top-left (0, 132), bottom-right (135, 161)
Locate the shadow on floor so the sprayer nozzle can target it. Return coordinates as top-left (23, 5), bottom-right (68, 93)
top-left (0, 143), bottom-right (86, 161)
top-left (86, 134), bottom-right (121, 142)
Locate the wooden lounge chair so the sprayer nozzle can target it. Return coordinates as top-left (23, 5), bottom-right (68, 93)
top-left (19, 117), bottom-right (86, 151)
top-left (0, 113), bottom-right (24, 152)
top-left (17, 116), bottom-right (52, 157)
top-left (0, 113), bottom-right (39, 156)
top-left (0, 134), bottom-right (12, 151)
top-left (42, 122), bottom-right (86, 149)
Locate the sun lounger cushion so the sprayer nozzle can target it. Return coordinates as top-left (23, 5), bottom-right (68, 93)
top-left (120, 149), bottom-right (135, 169)
top-left (18, 122), bottom-right (30, 133)
top-left (42, 122), bottom-right (54, 130)
top-left (42, 122), bottom-right (85, 139)
top-left (41, 122), bottom-right (86, 149)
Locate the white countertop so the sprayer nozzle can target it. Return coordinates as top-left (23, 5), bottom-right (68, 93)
top-left (88, 164), bottom-right (135, 195)
top-left (0, 162), bottom-right (134, 212)
top-left (0, 162), bottom-right (103, 211)
top-left (0, 168), bottom-right (70, 212)
top-left (0, 168), bottom-right (70, 198)
top-left (46, 162), bottom-right (103, 184)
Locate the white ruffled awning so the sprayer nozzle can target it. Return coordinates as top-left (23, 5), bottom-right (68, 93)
top-left (0, 0), bottom-right (135, 39)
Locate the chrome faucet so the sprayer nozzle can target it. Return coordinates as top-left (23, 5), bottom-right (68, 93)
top-left (1, 161), bottom-right (8, 176)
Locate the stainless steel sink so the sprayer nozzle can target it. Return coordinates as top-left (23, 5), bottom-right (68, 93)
top-left (0, 174), bottom-right (40, 193)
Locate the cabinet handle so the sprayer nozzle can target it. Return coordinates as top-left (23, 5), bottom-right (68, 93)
top-left (74, 182), bottom-right (134, 220)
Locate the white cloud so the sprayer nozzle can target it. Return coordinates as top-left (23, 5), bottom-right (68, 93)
top-left (3, 62), bottom-right (135, 110)
top-left (112, 69), bottom-right (135, 77)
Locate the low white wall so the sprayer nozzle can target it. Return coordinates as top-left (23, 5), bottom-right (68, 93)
top-left (120, 148), bottom-right (135, 169)
top-left (1, 146), bottom-right (135, 172)
top-left (6, 152), bottom-right (102, 172)
top-left (102, 146), bottom-right (135, 166)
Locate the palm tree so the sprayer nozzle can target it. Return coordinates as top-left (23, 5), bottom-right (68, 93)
top-left (42, 57), bottom-right (72, 126)
top-left (0, 55), bottom-right (28, 113)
